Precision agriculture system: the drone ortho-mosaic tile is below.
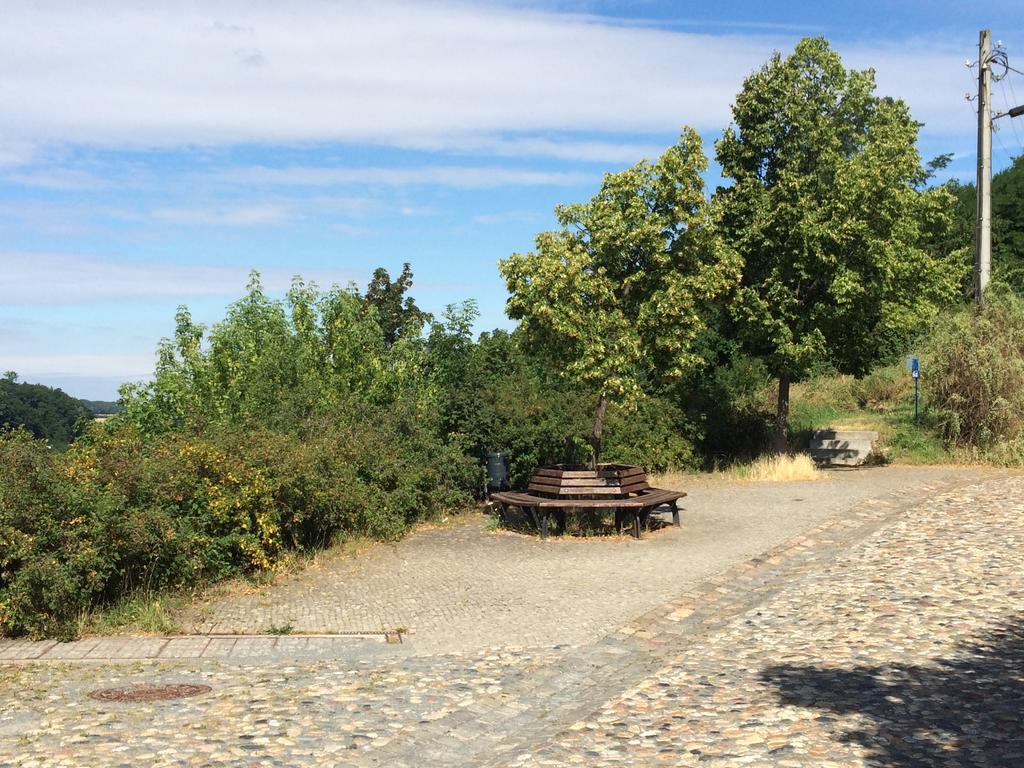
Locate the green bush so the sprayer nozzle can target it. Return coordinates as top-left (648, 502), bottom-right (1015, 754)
top-left (852, 364), bottom-right (913, 411)
top-left (672, 349), bottom-right (774, 466)
top-left (603, 396), bottom-right (697, 472)
top-left (928, 290), bottom-right (1024, 452)
top-left (0, 406), bottom-right (478, 639)
top-left (0, 430), bottom-right (126, 639)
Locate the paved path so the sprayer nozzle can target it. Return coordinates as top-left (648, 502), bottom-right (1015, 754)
top-left (181, 466), bottom-right (993, 653)
top-left (2, 467), bottom-right (1022, 766)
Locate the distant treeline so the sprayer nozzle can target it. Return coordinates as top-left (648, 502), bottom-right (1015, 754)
top-left (79, 399), bottom-right (124, 415)
top-left (0, 373), bottom-right (112, 448)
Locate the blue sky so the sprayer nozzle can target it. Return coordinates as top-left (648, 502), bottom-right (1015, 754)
top-left (2, 0), bottom-right (1024, 399)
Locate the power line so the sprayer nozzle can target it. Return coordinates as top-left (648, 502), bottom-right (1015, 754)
top-left (997, 79), bottom-right (1024, 153)
top-left (1002, 71), bottom-right (1024, 152)
top-left (993, 120), bottom-right (1016, 164)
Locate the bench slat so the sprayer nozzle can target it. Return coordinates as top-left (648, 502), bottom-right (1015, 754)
top-left (540, 477), bottom-right (622, 488)
top-left (526, 479), bottom-right (562, 493)
top-left (532, 468), bottom-right (566, 479)
top-left (614, 467), bottom-right (647, 480)
top-left (528, 484), bottom-right (626, 496)
top-left (619, 479), bottom-right (650, 494)
top-left (532, 467), bottom-right (647, 480)
top-left (493, 488), bottom-right (685, 509)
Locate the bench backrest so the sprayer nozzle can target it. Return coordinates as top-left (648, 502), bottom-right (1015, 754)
top-left (527, 464), bottom-right (650, 498)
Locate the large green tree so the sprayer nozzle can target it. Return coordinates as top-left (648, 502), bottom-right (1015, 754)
top-left (715, 37), bottom-right (961, 452)
top-left (363, 263), bottom-right (431, 346)
top-left (500, 128), bottom-right (739, 465)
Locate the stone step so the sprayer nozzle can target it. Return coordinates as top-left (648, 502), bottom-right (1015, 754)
top-left (812, 429), bottom-right (879, 441)
top-left (808, 429), bottom-right (879, 467)
top-left (809, 447), bottom-right (865, 459)
top-left (815, 454), bottom-right (869, 466)
top-left (809, 439), bottom-right (874, 452)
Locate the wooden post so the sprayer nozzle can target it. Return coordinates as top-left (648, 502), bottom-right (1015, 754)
top-left (773, 372), bottom-right (791, 454)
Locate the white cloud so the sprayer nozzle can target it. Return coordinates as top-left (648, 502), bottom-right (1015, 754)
top-left (0, 195), bottom-right (383, 231)
top-left (0, 354), bottom-right (156, 379)
top-left (0, 252), bottom-right (357, 305)
top-left (0, 139), bottom-right (39, 169)
top-left (5, 168), bottom-right (114, 190)
top-left (0, 1), bottom-right (976, 152)
top-left (396, 136), bottom-right (667, 164)
top-left (0, 1), bottom-right (738, 145)
top-left (211, 164), bottom-right (595, 189)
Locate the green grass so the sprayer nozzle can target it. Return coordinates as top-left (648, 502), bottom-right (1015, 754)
top-left (79, 593), bottom-right (182, 636)
top-left (265, 622), bottom-right (294, 636)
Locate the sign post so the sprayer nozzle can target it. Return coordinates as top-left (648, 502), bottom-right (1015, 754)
top-left (911, 357), bottom-right (920, 423)
top-left (906, 356), bottom-right (920, 423)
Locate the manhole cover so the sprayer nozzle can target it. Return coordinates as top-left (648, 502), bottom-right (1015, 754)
top-left (88, 683), bottom-right (211, 702)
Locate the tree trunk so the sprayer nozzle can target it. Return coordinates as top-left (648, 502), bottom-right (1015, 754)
top-left (773, 372), bottom-right (790, 455)
top-left (589, 394), bottom-right (609, 469)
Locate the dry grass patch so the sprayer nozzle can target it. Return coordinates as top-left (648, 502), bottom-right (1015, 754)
top-left (651, 453), bottom-right (822, 488)
top-left (649, 471), bottom-right (700, 490)
top-left (728, 453), bottom-right (822, 483)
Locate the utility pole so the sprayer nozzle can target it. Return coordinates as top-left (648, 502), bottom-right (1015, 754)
top-left (972, 32), bottom-right (1024, 308)
top-left (975, 29), bottom-right (992, 308)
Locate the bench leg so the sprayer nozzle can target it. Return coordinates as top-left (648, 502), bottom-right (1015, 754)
top-left (632, 510), bottom-right (642, 539)
top-left (614, 510), bottom-right (623, 533)
top-left (536, 508), bottom-right (550, 538)
top-left (672, 500), bottom-right (680, 528)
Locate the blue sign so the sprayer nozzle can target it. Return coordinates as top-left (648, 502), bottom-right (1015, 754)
top-left (911, 357), bottom-right (919, 378)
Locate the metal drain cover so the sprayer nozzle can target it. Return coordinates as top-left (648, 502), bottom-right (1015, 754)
top-left (89, 683), bottom-right (211, 702)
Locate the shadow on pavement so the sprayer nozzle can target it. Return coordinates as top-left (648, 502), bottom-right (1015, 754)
top-left (761, 615), bottom-right (1024, 767)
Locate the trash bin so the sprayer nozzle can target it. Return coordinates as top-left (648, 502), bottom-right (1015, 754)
top-left (485, 451), bottom-right (510, 494)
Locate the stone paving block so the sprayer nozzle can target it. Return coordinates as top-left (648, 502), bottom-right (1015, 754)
top-left (271, 636), bottom-right (313, 654)
top-left (227, 636), bottom-right (279, 657)
top-left (202, 637), bottom-right (238, 657)
top-left (41, 638), bottom-right (101, 659)
top-left (98, 638), bottom-right (168, 659)
top-left (156, 637), bottom-right (210, 658)
top-left (0, 639), bottom-right (56, 660)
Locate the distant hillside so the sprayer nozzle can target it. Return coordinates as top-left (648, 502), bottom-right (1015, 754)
top-left (0, 373), bottom-right (92, 448)
top-left (79, 399), bottom-right (124, 415)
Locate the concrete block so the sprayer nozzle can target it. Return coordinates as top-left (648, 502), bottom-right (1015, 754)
top-left (809, 430), bottom-right (878, 467)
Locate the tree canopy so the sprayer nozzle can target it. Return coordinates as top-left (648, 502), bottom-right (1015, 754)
top-left (715, 36), bottom-right (962, 450)
top-left (363, 263), bottom-right (431, 346)
top-left (500, 127), bottom-right (739, 462)
top-left (949, 154), bottom-right (1024, 292)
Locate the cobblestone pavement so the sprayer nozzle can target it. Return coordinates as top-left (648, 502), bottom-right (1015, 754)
top-left (2, 469), bottom-right (1022, 766)
top-left (185, 466), bottom-right (987, 653)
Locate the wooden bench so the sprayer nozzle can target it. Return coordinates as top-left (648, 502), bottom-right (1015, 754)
top-left (491, 464), bottom-right (686, 539)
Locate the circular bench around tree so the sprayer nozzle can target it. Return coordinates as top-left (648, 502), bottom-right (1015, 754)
top-left (491, 464), bottom-right (686, 539)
